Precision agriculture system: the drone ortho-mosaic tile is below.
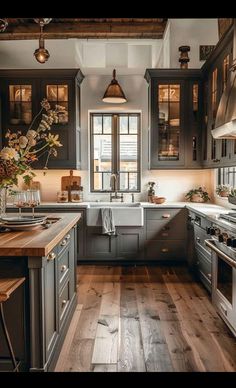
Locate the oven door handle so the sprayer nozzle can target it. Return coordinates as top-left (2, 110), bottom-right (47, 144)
top-left (205, 239), bottom-right (236, 268)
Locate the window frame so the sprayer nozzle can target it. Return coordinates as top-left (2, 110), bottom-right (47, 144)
top-left (89, 112), bottom-right (141, 193)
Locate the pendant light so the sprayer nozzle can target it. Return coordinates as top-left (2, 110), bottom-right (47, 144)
top-left (102, 69), bottom-right (127, 103)
top-left (34, 18), bottom-right (52, 64)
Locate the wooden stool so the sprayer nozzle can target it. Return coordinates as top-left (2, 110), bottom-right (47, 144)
top-left (0, 277), bottom-right (25, 372)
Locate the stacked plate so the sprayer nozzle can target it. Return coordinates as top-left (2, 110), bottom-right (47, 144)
top-left (0, 215), bottom-right (47, 230)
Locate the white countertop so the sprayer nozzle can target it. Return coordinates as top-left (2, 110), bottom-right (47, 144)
top-left (6, 200), bottom-right (232, 218)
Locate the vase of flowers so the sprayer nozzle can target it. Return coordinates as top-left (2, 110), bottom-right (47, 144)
top-left (0, 98), bottom-right (64, 215)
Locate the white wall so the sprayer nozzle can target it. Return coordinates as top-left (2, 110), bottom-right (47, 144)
top-left (168, 18), bottom-right (218, 68)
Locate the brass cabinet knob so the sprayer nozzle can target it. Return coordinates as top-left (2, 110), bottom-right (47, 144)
top-left (161, 248), bottom-right (169, 253)
top-left (196, 237), bottom-right (200, 242)
top-left (161, 232), bottom-right (169, 237)
top-left (207, 273), bottom-right (212, 279)
top-left (60, 239), bottom-right (67, 246)
top-left (61, 299), bottom-right (67, 308)
top-left (47, 252), bottom-right (56, 261)
top-left (162, 214), bottom-right (170, 219)
top-left (65, 234), bottom-right (71, 240)
top-left (61, 265), bottom-right (67, 272)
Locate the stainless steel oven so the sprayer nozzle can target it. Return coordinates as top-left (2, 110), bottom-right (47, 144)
top-left (205, 239), bottom-right (236, 336)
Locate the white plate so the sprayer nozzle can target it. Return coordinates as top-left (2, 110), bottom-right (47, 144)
top-left (2, 220), bottom-right (45, 230)
top-left (0, 215), bottom-right (47, 224)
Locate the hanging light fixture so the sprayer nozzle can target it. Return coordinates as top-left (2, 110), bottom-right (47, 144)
top-left (0, 19), bottom-right (8, 32)
top-left (102, 69), bottom-right (127, 103)
top-left (34, 18), bottom-right (52, 64)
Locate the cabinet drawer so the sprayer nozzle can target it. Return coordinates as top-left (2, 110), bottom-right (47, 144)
top-left (145, 240), bottom-right (187, 261)
top-left (58, 246), bottom-right (70, 289)
top-left (146, 209), bottom-right (182, 220)
top-left (196, 248), bottom-right (212, 284)
top-left (59, 279), bottom-right (70, 327)
top-left (194, 224), bottom-right (211, 257)
top-left (146, 220), bottom-right (186, 240)
top-left (58, 230), bottom-right (71, 256)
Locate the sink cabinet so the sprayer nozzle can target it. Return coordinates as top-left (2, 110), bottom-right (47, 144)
top-left (85, 226), bottom-right (144, 260)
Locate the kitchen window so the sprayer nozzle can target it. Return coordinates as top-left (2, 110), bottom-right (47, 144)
top-left (90, 113), bottom-right (141, 192)
top-left (217, 167), bottom-right (236, 187)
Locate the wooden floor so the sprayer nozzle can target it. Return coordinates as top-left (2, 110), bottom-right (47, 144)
top-left (55, 264), bottom-right (236, 372)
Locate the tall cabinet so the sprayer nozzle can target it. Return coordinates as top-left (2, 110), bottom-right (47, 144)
top-left (0, 69), bottom-right (84, 169)
top-left (145, 69), bottom-right (202, 169)
top-left (201, 25), bottom-right (234, 168)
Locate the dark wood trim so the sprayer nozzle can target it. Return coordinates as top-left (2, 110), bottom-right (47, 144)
top-left (0, 69), bottom-right (83, 79)
top-left (145, 69), bottom-right (202, 83)
top-left (201, 24), bottom-right (234, 75)
top-left (0, 20), bottom-right (167, 40)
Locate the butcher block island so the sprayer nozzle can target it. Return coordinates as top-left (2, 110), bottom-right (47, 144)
top-left (0, 213), bottom-right (81, 372)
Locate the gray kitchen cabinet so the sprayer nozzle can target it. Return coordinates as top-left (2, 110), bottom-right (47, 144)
top-left (144, 208), bottom-right (188, 261)
top-left (188, 210), bottom-right (212, 293)
top-left (85, 227), bottom-right (117, 259)
top-left (44, 246), bottom-right (58, 363)
top-left (28, 225), bottom-right (77, 371)
top-left (201, 25), bottom-right (234, 168)
top-left (85, 226), bottom-right (144, 261)
top-left (116, 227), bottom-right (144, 259)
top-left (0, 69), bottom-right (84, 169)
top-left (144, 69), bottom-right (202, 169)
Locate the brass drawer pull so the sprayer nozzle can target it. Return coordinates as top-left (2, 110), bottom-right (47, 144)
top-left (61, 265), bottom-right (67, 272)
top-left (60, 239), bottom-right (67, 246)
top-left (161, 248), bottom-right (169, 253)
top-left (65, 234), bottom-right (70, 240)
top-left (162, 232), bottom-right (169, 237)
top-left (162, 214), bottom-right (170, 219)
top-left (47, 252), bottom-right (56, 261)
top-left (61, 299), bottom-right (67, 308)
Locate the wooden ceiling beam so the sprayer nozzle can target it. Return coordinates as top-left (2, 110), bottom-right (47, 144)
top-left (0, 21), bottom-right (167, 40)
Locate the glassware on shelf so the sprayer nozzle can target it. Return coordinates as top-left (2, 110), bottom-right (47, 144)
top-left (57, 191), bottom-right (68, 203)
top-left (26, 189), bottom-right (40, 217)
top-left (13, 191), bottom-right (27, 218)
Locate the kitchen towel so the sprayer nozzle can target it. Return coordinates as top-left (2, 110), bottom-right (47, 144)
top-left (101, 207), bottom-right (116, 235)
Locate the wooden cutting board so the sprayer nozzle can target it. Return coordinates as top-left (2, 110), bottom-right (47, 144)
top-left (22, 180), bottom-right (41, 191)
top-left (61, 170), bottom-right (81, 193)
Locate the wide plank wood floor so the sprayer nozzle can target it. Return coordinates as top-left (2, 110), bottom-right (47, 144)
top-left (55, 264), bottom-right (236, 372)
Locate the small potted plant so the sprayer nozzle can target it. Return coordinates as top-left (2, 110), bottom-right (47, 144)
top-left (216, 184), bottom-right (230, 197)
top-left (228, 188), bottom-right (236, 205)
top-left (185, 186), bottom-right (210, 203)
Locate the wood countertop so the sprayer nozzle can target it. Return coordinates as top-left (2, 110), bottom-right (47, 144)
top-left (0, 213), bottom-right (81, 257)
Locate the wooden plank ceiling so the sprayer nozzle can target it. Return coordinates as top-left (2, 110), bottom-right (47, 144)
top-left (0, 18), bottom-right (168, 40)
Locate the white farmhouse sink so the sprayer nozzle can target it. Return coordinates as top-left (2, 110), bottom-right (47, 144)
top-left (86, 202), bottom-right (144, 226)
top-left (87, 202), bottom-right (141, 207)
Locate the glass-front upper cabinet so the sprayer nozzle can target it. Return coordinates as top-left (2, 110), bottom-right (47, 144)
top-left (9, 84), bottom-right (32, 125)
top-left (46, 84), bottom-right (69, 124)
top-left (145, 69), bottom-right (202, 169)
top-left (158, 84), bottom-right (181, 162)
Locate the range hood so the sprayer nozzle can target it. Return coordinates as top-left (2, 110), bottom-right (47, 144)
top-left (211, 19), bottom-right (236, 139)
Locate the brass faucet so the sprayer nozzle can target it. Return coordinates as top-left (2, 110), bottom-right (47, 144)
top-left (110, 173), bottom-right (123, 202)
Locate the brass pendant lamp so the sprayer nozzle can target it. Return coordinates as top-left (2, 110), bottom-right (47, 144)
top-left (34, 18), bottom-right (52, 64)
top-left (102, 69), bottom-right (127, 103)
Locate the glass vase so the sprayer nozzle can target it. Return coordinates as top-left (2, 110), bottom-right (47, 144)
top-left (0, 187), bottom-right (7, 217)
